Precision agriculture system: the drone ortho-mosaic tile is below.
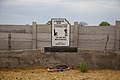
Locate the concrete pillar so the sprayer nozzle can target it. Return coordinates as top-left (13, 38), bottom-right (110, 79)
top-left (115, 21), bottom-right (120, 51)
top-left (32, 22), bottom-right (37, 49)
top-left (73, 21), bottom-right (78, 47)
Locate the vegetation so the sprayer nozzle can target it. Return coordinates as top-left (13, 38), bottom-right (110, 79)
top-left (99, 21), bottom-right (110, 26)
top-left (79, 21), bottom-right (88, 26)
top-left (79, 61), bottom-right (89, 73)
top-left (46, 20), bottom-right (51, 25)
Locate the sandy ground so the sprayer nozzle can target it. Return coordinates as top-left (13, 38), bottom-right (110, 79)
top-left (0, 68), bottom-right (120, 80)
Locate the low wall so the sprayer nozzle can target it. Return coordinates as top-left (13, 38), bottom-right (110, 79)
top-left (0, 50), bottom-right (120, 70)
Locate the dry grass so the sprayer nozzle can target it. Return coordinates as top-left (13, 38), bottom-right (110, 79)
top-left (0, 68), bottom-right (120, 80)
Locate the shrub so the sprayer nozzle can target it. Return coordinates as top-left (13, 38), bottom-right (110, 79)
top-left (99, 21), bottom-right (110, 26)
top-left (79, 61), bottom-right (89, 73)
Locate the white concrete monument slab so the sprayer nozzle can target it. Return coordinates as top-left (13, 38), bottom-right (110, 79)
top-left (51, 18), bottom-right (70, 47)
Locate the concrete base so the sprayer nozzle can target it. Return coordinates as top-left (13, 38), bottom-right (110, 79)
top-left (0, 50), bottom-right (120, 69)
top-left (44, 47), bottom-right (77, 52)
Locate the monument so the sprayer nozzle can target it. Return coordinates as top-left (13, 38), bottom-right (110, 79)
top-left (45, 18), bottom-right (77, 52)
top-left (51, 18), bottom-right (70, 47)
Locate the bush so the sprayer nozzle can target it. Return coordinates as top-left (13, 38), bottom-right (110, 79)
top-left (99, 21), bottom-right (110, 26)
top-left (79, 61), bottom-right (89, 73)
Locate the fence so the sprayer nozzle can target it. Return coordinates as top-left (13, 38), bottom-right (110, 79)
top-left (78, 26), bottom-right (116, 51)
top-left (0, 21), bottom-right (120, 51)
top-left (0, 34), bottom-right (32, 50)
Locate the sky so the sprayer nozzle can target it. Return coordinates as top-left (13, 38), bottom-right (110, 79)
top-left (0, 0), bottom-right (120, 25)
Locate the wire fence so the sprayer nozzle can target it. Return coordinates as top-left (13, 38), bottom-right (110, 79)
top-left (78, 39), bottom-right (116, 51)
top-left (0, 37), bottom-right (32, 50)
top-left (0, 33), bottom-right (52, 50)
top-left (0, 33), bottom-right (118, 51)
top-left (0, 38), bottom-right (8, 50)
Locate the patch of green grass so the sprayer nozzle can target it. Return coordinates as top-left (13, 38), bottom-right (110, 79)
top-left (79, 61), bottom-right (89, 73)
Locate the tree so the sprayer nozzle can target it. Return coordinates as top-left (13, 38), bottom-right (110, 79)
top-left (46, 20), bottom-right (51, 25)
top-left (99, 21), bottom-right (110, 26)
top-left (79, 21), bottom-right (88, 26)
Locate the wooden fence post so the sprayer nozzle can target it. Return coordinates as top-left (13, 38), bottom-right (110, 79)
top-left (105, 35), bottom-right (109, 51)
top-left (8, 33), bottom-right (11, 51)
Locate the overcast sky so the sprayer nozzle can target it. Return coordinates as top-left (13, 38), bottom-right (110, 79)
top-left (0, 0), bottom-right (120, 25)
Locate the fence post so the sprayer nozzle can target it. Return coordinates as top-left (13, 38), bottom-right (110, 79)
top-left (8, 33), bottom-right (11, 51)
top-left (32, 22), bottom-right (37, 49)
top-left (73, 21), bottom-right (78, 47)
top-left (105, 35), bottom-right (109, 51)
top-left (115, 21), bottom-right (120, 51)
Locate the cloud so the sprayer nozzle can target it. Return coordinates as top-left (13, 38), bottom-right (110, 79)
top-left (0, 0), bottom-right (120, 25)
top-left (0, 0), bottom-right (61, 6)
top-left (61, 0), bottom-right (120, 11)
top-left (1, 0), bottom-right (120, 10)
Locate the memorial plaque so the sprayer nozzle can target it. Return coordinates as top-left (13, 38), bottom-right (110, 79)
top-left (45, 18), bottom-right (77, 52)
top-left (51, 18), bottom-right (70, 47)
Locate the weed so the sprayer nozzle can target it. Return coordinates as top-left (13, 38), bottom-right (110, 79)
top-left (79, 61), bottom-right (89, 73)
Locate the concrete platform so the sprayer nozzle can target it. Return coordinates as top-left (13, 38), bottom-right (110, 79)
top-left (44, 47), bottom-right (77, 52)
